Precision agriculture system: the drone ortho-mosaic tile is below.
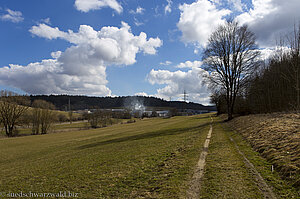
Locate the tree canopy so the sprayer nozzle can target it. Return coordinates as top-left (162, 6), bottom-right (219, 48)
top-left (203, 21), bottom-right (260, 120)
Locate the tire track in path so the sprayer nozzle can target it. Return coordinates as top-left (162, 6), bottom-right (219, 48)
top-left (228, 135), bottom-right (277, 199)
top-left (186, 117), bottom-right (213, 199)
top-left (186, 117), bottom-right (277, 199)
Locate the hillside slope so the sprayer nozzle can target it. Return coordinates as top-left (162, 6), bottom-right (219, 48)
top-left (30, 95), bottom-right (216, 111)
top-left (228, 113), bottom-right (300, 188)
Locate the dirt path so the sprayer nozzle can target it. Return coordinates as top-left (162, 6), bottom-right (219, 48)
top-left (187, 117), bottom-right (280, 198)
top-left (186, 117), bottom-right (213, 198)
top-left (228, 135), bottom-right (277, 199)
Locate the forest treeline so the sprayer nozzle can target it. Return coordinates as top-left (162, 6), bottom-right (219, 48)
top-left (29, 95), bottom-right (216, 111)
top-left (211, 24), bottom-right (300, 115)
top-left (0, 92), bottom-right (215, 137)
top-left (203, 21), bottom-right (300, 116)
top-left (246, 50), bottom-right (299, 113)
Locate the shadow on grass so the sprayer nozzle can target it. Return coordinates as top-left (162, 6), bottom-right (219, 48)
top-left (77, 122), bottom-right (210, 150)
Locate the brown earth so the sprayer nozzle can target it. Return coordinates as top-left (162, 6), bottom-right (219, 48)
top-left (227, 113), bottom-right (300, 188)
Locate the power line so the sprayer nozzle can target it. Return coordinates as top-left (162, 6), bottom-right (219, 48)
top-left (183, 90), bottom-right (188, 102)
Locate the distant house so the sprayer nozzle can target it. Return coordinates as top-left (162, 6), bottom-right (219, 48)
top-left (156, 110), bottom-right (169, 117)
top-left (143, 111), bottom-right (153, 117)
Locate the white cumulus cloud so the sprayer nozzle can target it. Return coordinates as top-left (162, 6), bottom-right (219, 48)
top-left (227, 0), bottom-right (245, 12)
top-left (0, 61), bottom-right (109, 96)
top-left (0, 9), bottom-right (24, 23)
top-left (177, 0), bottom-right (300, 51)
top-left (30, 24), bottom-right (67, 40)
top-left (176, 60), bottom-right (202, 68)
top-left (177, 0), bottom-right (231, 47)
top-left (147, 67), bottom-right (210, 104)
top-left (74, 0), bottom-right (123, 13)
top-left (134, 92), bottom-right (150, 97)
top-left (0, 22), bottom-right (162, 95)
top-left (235, 0), bottom-right (300, 47)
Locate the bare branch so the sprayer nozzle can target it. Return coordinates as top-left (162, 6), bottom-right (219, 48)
top-left (202, 21), bottom-right (260, 120)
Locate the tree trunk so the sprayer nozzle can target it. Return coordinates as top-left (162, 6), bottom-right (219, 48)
top-left (226, 98), bottom-right (234, 120)
top-left (4, 125), bottom-right (9, 137)
top-left (227, 103), bottom-right (234, 120)
top-left (8, 126), bottom-right (14, 137)
top-left (296, 64), bottom-right (300, 110)
top-left (227, 111), bottom-right (233, 120)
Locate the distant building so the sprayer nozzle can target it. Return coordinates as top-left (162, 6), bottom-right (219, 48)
top-left (143, 111), bottom-right (153, 117)
top-left (75, 108), bottom-right (211, 118)
top-left (156, 110), bottom-right (169, 117)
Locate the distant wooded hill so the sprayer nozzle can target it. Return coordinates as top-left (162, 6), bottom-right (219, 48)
top-left (30, 95), bottom-right (216, 111)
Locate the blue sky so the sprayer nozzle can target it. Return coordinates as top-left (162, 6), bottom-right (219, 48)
top-left (0, 0), bottom-right (299, 105)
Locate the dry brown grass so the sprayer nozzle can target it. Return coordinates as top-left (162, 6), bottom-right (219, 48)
top-left (227, 113), bottom-right (300, 188)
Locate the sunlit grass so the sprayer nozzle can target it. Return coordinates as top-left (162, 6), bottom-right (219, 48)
top-left (0, 114), bottom-right (211, 198)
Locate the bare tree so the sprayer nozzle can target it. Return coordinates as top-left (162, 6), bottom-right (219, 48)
top-left (0, 90), bottom-right (29, 137)
top-left (203, 21), bottom-right (260, 120)
top-left (31, 100), bottom-right (56, 134)
top-left (31, 102), bottom-right (41, 135)
top-left (88, 110), bottom-right (113, 128)
top-left (68, 111), bottom-right (73, 124)
top-left (286, 23), bottom-right (300, 110)
top-left (68, 98), bottom-right (73, 124)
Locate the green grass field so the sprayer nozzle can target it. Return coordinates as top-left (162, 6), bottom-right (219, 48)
top-left (1, 114), bottom-right (298, 198)
top-left (0, 115), bottom-right (211, 198)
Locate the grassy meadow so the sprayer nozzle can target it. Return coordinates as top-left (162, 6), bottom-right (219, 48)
top-left (0, 114), bottom-right (211, 198)
top-left (1, 113), bottom-right (298, 198)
